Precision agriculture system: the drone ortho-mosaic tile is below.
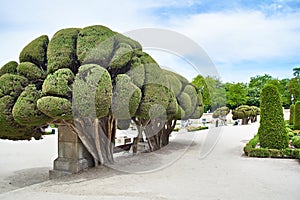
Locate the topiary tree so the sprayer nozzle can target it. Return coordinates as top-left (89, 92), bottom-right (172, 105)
top-left (212, 106), bottom-right (229, 119)
top-left (258, 84), bottom-right (288, 149)
top-left (232, 105), bottom-right (251, 125)
top-left (249, 106), bottom-right (260, 123)
top-left (0, 25), bottom-right (203, 167)
top-left (289, 104), bottom-right (295, 125)
top-left (294, 101), bottom-right (300, 130)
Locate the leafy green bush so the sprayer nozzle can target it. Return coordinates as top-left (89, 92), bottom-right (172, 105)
top-left (292, 136), bottom-right (300, 148)
top-left (258, 84), bottom-right (288, 149)
top-left (294, 101), bottom-right (300, 130)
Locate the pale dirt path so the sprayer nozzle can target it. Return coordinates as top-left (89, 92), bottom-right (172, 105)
top-left (0, 123), bottom-right (299, 200)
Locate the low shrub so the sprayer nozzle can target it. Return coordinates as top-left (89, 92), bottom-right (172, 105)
top-left (244, 134), bottom-right (299, 160)
top-left (292, 136), bottom-right (300, 148)
top-left (187, 126), bottom-right (208, 132)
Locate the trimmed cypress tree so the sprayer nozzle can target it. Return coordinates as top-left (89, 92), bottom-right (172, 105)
top-left (258, 84), bottom-right (288, 149)
top-left (289, 104), bottom-right (295, 125)
top-left (294, 101), bottom-right (300, 130)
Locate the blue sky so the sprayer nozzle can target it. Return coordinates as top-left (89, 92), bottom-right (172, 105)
top-left (1, 0), bottom-right (300, 83)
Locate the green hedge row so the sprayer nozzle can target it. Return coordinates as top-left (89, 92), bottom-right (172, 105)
top-left (244, 134), bottom-right (300, 159)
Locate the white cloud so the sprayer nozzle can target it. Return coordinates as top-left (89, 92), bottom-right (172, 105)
top-left (1, 1), bottom-right (300, 83)
top-left (167, 11), bottom-right (300, 64)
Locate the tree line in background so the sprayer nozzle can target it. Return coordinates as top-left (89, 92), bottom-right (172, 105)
top-left (192, 67), bottom-right (300, 111)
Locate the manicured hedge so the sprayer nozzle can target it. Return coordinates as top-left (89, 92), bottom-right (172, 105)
top-left (244, 134), bottom-right (300, 159)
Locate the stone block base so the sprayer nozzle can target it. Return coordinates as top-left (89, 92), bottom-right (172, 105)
top-left (49, 125), bottom-right (93, 179)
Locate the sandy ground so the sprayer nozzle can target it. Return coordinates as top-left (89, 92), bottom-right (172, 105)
top-left (0, 122), bottom-right (299, 200)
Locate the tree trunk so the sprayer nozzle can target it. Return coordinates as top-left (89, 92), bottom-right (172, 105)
top-left (66, 115), bottom-right (116, 166)
top-left (161, 119), bottom-right (176, 147)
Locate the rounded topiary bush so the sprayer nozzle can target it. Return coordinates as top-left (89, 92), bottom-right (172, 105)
top-left (111, 74), bottom-right (141, 119)
top-left (292, 136), bottom-right (300, 148)
top-left (0, 61), bottom-right (18, 76)
top-left (42, 68), bottom-right (74, 97)
top-left (19, 35), bottom-right (49, 70)
top-left (47, 28), bottom-right (81, 74)
top-left (77, 25), bottom-right (116, 66)
top-left (136, 84), bottom-right (172, 119)
top-left (258, 84), bottom-right (288, 149)
top-left (72, 64), bottom-right (112, 119)
top-left (294, 101), bottom-right (300, 130)
top-left (37, 96), bottom-right (72, 120)
top-left (12, 84), bottom-right (51, 126)
top-left (0, 74), bottom-right (28, 98)
top-left (213, 106), bottom-right (229, 118)
top-left (177, 92), bottom-right (192, 119)
top-left (289, 104), bottom-right (295, 125)
top-left (17, 62), bottom-right (45, 80)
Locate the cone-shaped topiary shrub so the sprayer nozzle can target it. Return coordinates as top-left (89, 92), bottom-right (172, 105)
top-left (258, 84), bottom-right (288, 149)
top-left (294, 101), bottom-right (300, 130)
top-left (289, 104), bottom-right (295, 125)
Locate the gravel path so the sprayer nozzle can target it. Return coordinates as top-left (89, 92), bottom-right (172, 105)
top-left (0, 123), bottom-right (299, 200)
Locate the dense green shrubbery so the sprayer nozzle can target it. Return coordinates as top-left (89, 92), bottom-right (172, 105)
top-left (244, 134), bottom-right (300, 159)
top-left (258, 84), bottom-right (288, 149)
top-left (294, 101), bottom-right (300, 130)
